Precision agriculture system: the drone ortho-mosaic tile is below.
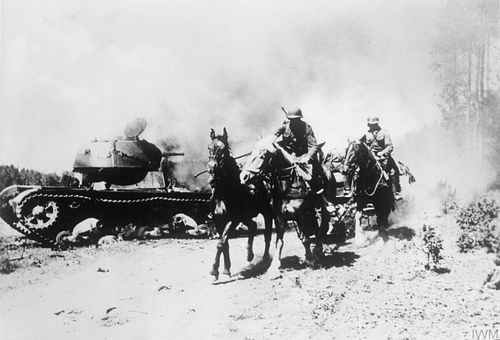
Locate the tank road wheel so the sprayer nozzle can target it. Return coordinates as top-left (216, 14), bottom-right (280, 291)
top-left (23, 201), bottom-right (59, 230)
top-left (55, 230), bottom-right (71, 246)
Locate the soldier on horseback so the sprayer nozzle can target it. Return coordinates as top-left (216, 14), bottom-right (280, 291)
top-left (274, 107), bottom-right (330, 206)
top-left (360, 116), bottom-right (402, 200)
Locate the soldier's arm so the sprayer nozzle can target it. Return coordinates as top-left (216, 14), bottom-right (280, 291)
top-left (380, 130), bottom-right (394, 156)
top-left (303, 124), bottom-right (319, 161)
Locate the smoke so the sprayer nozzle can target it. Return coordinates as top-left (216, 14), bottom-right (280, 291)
top-left (3, 0), bottom-right (497, 199)
top-left (396, 123), bottom-right (497, 215)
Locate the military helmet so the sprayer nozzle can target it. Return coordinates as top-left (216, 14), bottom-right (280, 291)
top-left (367, 116), bottom-right (380, 125)
top-left (286, 107), bottom-right (303, 119)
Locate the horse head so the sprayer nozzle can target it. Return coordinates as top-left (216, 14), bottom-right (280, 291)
top-left (208, 128), bottom-right (230, 167)
top-left (344, 139), bottom-right (390, 198)
top-left (343, 140), bottom-right (375, 174)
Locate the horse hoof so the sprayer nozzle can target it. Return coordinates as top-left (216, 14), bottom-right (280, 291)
top-left (265, 270), bottom-right (282, 280)
top-left (378, 229), bottom-right (389, 242)
top-left (210, 270), bottom-right (219, 281)
top-left (219, 273), bottom-right (231, 282)
top-left (247, 253), bottom-right (255, 262)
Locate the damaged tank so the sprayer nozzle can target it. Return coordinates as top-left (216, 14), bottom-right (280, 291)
top-left (0, 118), bottom-right (211, 246)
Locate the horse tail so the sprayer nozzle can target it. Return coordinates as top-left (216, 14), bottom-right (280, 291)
top-left (397, 161), bottom-right (416, 184)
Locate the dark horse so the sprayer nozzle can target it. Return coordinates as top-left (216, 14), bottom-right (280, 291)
top-left (207, 128), bottom-right (273, 281)
top-left (343, 140), bottom-right (395, 244)
top-left (240, 136), bottom-right (329, 279)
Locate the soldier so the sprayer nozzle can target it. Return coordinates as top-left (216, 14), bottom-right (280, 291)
top-left (360, 116), bottom-right (402, 199)
top-left (275, 107), bottom-right (329, 205)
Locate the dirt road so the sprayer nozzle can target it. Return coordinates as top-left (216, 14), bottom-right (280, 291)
top-left (0, 217), bottom-right (499, 340)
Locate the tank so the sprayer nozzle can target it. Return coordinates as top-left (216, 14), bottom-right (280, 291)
top-left (0, 118), bottom-right (211, 246)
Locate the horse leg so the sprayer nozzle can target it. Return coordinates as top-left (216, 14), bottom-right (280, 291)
top-left (220, 221), bottom-right (235, 277)
top-left (245, 217), bottom-right (257, 262)
top-left (210, 221), bottom-right (233, 280)
top-left (262, 209), bottom-right (273, 262)
top-left (376, 205), bottom-right (391, 242)
top-left (266, 216), bottom-right (285, 280)
top-left (353, 209), bottom-right (366, 245)
top-left (313, 206), bottom-right (329, 260)
top-left (222, 241), bottom-right (231, 277)
top-left (297, 213), bottom-right (315, 264)
top-left (210, 245), bottom-right (222, 281)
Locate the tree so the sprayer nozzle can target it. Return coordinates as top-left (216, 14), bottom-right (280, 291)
top-left (0, 165), bottom-right (64, 192)
top-left (432, 0), bottom-right (500, 165)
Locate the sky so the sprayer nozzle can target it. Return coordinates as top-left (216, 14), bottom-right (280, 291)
top-left (0, 0), bottom-right (458, 194)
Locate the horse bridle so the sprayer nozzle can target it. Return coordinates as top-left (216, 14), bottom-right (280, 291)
top-left (207, 137), bottom-right (230, 184)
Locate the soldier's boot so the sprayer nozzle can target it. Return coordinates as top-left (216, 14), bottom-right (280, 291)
top-left (391, 174), bottom-right (402, 200)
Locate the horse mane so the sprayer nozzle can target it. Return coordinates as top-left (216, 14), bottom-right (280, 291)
top-left (255, 135), bottom-right (297, 166)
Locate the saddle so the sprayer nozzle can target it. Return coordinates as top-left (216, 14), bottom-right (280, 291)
top-left (274, 166), bottom-right (310, 198)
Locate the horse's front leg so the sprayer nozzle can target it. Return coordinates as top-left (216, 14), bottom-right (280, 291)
top-left (376, 205), bottom-right (391, 242)
top-left (245, 217), bottom-right (258, 262)
top-left (353, 209), bottom-right (366, 245)
top-left (262, 208), bottom-right (274, 262)
top-left (211, 221), bottom-right (232, 281)
top-left (313, 206), bottom-right (329, 260)
top-left (266, 215), bottom-right (285, 280)
top-left (220, 221), bottom-right (234, 277)
top-left (210, 242), bottom-right (223, 281)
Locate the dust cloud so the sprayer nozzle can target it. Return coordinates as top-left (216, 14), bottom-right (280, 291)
top-left (2, 0), bottom-right (497, 203)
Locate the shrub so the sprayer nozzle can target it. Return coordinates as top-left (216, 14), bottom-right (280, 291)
top-left (484, 219), bottom-right (500, 259)
top-left (456, 196), bottom-right (500, 253)
top-left (422, 224), bottom-right (444, 270)
top-left (0, 255), bottom-right (16, 274)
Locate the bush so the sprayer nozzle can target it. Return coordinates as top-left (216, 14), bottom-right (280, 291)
top-left (484, 220), bottom-right (500, 258)
top-left (422, 224), bottom-right (444, 269)
top-left (0, 255), bottom-right (16, 274)
top-left (456, 196), bottom-right (500, 253)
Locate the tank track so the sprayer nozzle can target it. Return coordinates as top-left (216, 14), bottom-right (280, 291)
top-left (8, 188), bottom-right (211, 245)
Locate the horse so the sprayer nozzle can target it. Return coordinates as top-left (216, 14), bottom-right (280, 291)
top-left (240, 136), bottom-right (330, 279)
top-left (343, 140), bottom-right (396, 244)
top-left (207, 128), bottom-right (273, 281)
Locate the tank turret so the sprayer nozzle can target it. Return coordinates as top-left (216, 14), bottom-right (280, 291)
top-left (72, 118), bottom-right (163, 186)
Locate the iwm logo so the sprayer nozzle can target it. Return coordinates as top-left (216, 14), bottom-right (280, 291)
top-left (464, 329), bottom-right (500, 340)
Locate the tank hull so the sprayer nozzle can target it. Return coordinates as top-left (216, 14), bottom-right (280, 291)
top-left (0, 185), bottom-right (211, 245)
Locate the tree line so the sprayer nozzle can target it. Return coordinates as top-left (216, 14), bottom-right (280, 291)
top-left (0, 165), bottom-right (64, 192)
top-left (432, 0), bottom-right (500, 185)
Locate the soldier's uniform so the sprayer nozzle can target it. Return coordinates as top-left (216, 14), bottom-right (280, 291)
top-left (361, 116), bottom-right (401, 198)
top-left (274, 119), bottom-right (318, 161)
top-left (275, 107), bottom-right (328, 202)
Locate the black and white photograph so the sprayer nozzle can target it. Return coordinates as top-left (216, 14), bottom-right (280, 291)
top-left (0, 0), bottom-right (499, 339)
